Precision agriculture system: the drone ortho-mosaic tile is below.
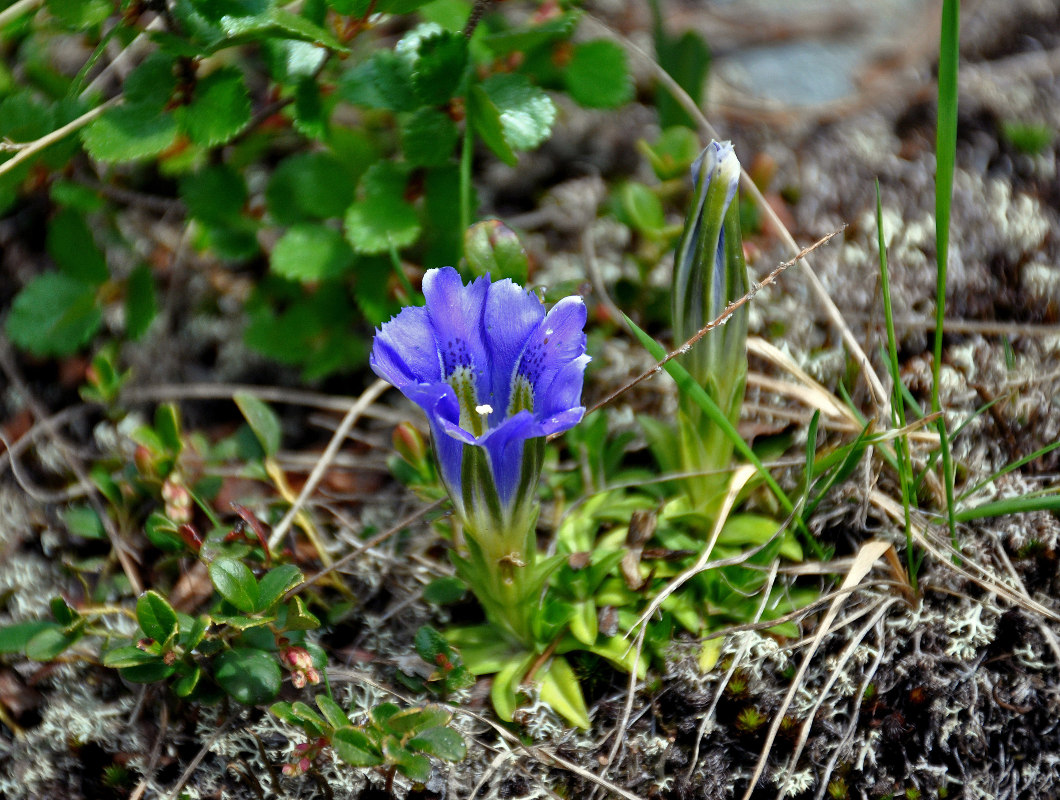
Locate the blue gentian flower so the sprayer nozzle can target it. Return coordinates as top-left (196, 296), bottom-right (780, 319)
top-left (371, 267), bottom-right (589, 529)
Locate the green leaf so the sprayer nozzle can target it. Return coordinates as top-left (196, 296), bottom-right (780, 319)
top-left (122, 661), bottom-right (178, 683)
top-left (125, 264), bottom-right (157, 340)
top-left (408, 726), bottom-right (466, 762)
top-left (5, 272), bottom-right (101, 357)
top-left (344, 164), bottom-right (420, 255)
top-left (82, 102), bottom-right (178, 163)
top-left (290, 701), bottom-right (329, 732)
top-left (538, 656), bottom-right (590, 729)
top-left (46, 0), bottom-right (112, 29)
top-left (137, 590), bottom-right (180, 642)
top-left (179, 67), bottom-right (250, 147)
top-left (216, 7), bottom-right (345, 52)
top-left (255, 564), bottom-right (302, 612)
top-left (480, 73), bottom-right (555, 151)
top-left (292, 75), bottom-right (328, 139)
top-left (483, 13), bottom-right (578, 56)
top-left (421, 577), bottom-right (466, 606)
top-left (388, 746), bottom-right (431, 782)
top-left (0, 621), bottom-right (58, 654)
top-left (468, 83), bottom-right (515, 166)
top-left (234, 393), bottom-right (281, 458)
top-left (62, 505), bottom-right (106, 540)
top-left (563, 40), bottom-right (632, 109)
top-left (26, 626), bottom-right (82, 661)
top-left (489, 655), bottom-right (531, 722)
top-left (316, 694), bottom-right (351, 730)
top-left (382, 705), bottom-right (451, 737)
top-left (267, 152), bottom-right (356, 224)
top-left (174, 663), bottom-right (202, 696)
top-left (50, 596), bottom-right (77, 627)
top-left (281, 595), bottom-right (321, 631)
top-left (181, 164), bottom-right (247, 224)
top-left (211, 613), bottom-right (275, 630)
top-left (124, 52), bottom-right (178, 112)
top-left (103, 645), bottom-right (161, 668)
top-left (411, 31), bottom-right (468, 105)
top-left (333, 727), bottom-right (384, 767)
top-left (621, 182), bottom-right (665, 235)
top-left (209, 557), bottom-right (259, 613)
top-left (181, 614), bottom-right (210, 651)
top-left (214, 647), bottom-right (282, 704)
top-left (271, 224), bottom-right (355, 282)
top-left (47, 208), bottom-right (108, 284)
top-left (400, 108), bottom-right (459, 167)
top-left (145, 511), bottom-right (184, 551)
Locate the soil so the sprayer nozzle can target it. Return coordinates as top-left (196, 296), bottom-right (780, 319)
top-left (2, 2), bottom-right (1060, 799)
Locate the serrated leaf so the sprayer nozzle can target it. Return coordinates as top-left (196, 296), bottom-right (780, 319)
top-left (5, 272), bottom-right (101, 357)
top-left (215, 647), bottom-right (282, 704)
top-left (400, 108), bottom-right (458, 167)
top-left (483, 13), bottom-right (578, 56)
top-left (125, 264), bottom-right (157, 340)
top-left (538, 656), bottom-right (590, 729)
top-left (46, 208), bottom-right (108, 284)
top-left (333, 727), bottom-right (384, 767)
top-left (233, 393), bottom-right (281, 457)
top-left (217, 7), bottom-right (345, 52)
top-left (267, 152), bottom-right (356, 224)
top-left (26, 627), bottom-right (82, 661)
top-left (208, 557), bottom-right (259, 613)
top-left (411, 31), bottom-right (467, 104)
top-left (0, 621), bottom-right (58, 654)
top-left (316, 694), bottom-right (351, 730)
top-left (467, 83), bottom-right (514, 166)
top-left (563, 40), bottom-right (632, 109)
top-left (292, 75), bottom-right (328, 139)
top-left (179, 67), bottom-right (250, 147)
top-left (255, 564), bottom-right (302, 612)
top-left (61, 505), bottom-right (106, 540)
top-left (82, 102), bottom-right (178, 163)
top-left (137, 590), bottom-right (180, 642)
top-left (271, 224), bottom-right (355, 282)
top-left (344, 165), bottom-right (420, 255)
top-left (123, 52), bottom-right (177, 111)
top-left (408, 726), bottom-right (466, 762)
top-left (480, 74), bottom-right (555, 152)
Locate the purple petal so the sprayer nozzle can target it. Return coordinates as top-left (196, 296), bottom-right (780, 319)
top-left (423, 267), bottom-right (491, 400)
top-left (482, 278), bottom-right (545, 413)
top-left (535, 354), bottom-right (590, 422)
top-left (370, 305), bottom-right (441, 387)
top-left (478, 411), bottom-right (540, 506)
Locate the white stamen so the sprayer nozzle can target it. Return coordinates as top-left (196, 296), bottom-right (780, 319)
top-left (545, 329), bottom-right (553, 335)
top-left (475, 404), bottom-right (493, 415)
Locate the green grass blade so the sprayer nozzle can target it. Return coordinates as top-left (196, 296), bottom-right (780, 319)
top-left (876, 180), bottom-right (917, 591)
top-left (956, 490), bottom-right (1060, 523)
top-left (959, 439), bottom-right (1060, 502)
top-left (934, 0), bottom-right (960, 549)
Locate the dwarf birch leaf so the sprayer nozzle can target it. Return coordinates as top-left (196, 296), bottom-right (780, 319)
top-left (480, 73), bottom-right (555, 152)
top-left (47, 207), bottom-right (107, 284)
top-left (5, 273), bottom-right (101, 356)
top-left (180, 67), bottom-right (251, 147)
top-left (82, 103), bottom-right (178, 163)
top-left (411, 31), bottom-right (467, 104)
top-left (271, 224), bottom-right (355, 282)
top-left (563, 40), bottom-right (632, 109)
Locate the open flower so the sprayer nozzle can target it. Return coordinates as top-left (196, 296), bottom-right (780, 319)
top-left (370, 267), bottom-right (589, 529)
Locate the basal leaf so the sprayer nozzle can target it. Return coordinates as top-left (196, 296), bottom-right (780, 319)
top-left (538, 655), bottom-right (590, 729)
